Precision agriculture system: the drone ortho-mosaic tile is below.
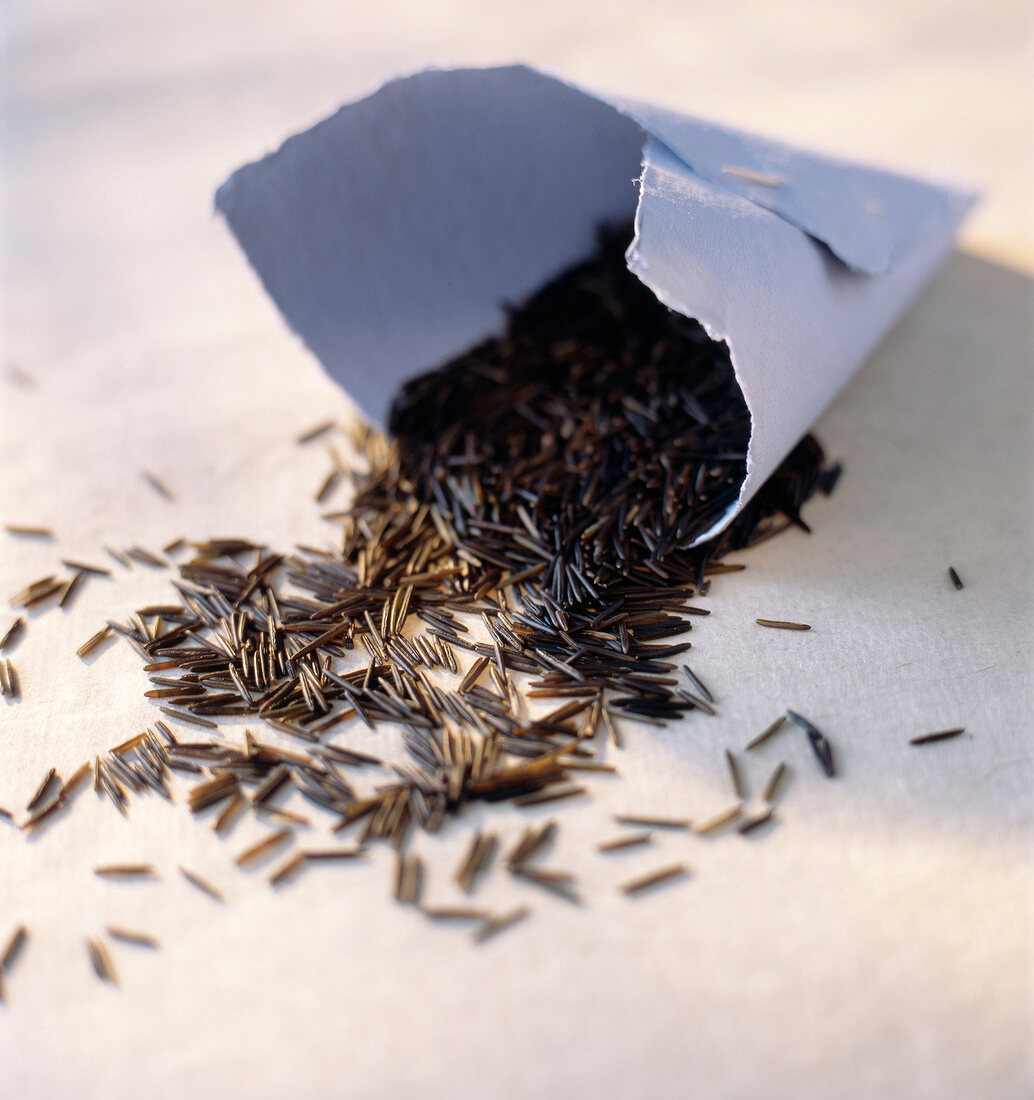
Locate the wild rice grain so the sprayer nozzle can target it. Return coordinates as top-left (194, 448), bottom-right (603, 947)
top-left (738, 807), bottom-right (776, 835)
top-left (0, 926), bottom-right (28, 979)
top-left (745, 715), bottom-right (786, 751)
top-left (180, 866), bottom-right (225, 902)
top-left (615, 814), bottom-right (691, 830)
top-left (694, 804), bottom-right (742, 835)
top-left (597, 832), bottom-right (652, 853)
top-left (761, 762), bottom-right (789, 803)
top-left (235, 829), bottom-right (292, 868)
top-left (4, 525), bottom-right (53, 539)
top-left (106, 926), bottom-right (159, 949)
top-left (77, 625), bottom-right (114, 659)
top-left (86, 938), bottom-right (119, 984)
top-left (142, 471), bottom-right (175, 501)
top-left (724, 749), bottom-right (746, 801)
top-left (0, 618), bottom-right (25, 653)
top-left (910, 727), bottom-right (966, 746)
top-left (786, 710), bottom-right (836, 777)
top-left (93, 864), bottom-right (157, 880)
top-left (472, 907), bottom-right (531, 944)
top-left (620, 863), bottom-right (689, 896)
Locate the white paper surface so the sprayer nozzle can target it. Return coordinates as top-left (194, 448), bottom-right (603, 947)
top-left (216, 64), bottom-right (974, 542)
top-left (2, 9), bottom-right (1030, 1099)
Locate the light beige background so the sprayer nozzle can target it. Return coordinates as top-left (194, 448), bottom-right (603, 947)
top-left (1, 2), bottom-right (1031, 1097)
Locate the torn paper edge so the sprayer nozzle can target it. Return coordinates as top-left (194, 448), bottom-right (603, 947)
top-left (215, 64), bottom-right (976, 546)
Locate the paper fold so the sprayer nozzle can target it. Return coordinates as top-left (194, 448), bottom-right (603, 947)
top-left (216, 64), bottom-right (974, 543)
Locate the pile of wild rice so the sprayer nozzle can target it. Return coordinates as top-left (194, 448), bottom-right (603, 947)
top-left (95, 227), bottom-right (839, 831)
top-left (4, 226), bottom-right (858, 967)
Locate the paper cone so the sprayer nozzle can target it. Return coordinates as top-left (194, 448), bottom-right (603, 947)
top-left (216, 64), bottom-right (974, 542)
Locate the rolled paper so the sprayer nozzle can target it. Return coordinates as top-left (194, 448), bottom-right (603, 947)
top-left (216, 64), bottom-right (974, 543)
